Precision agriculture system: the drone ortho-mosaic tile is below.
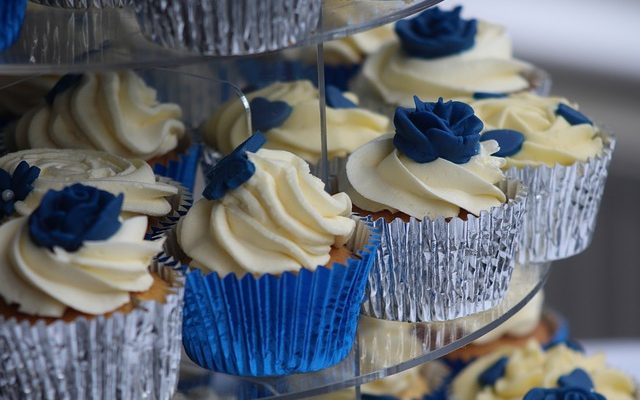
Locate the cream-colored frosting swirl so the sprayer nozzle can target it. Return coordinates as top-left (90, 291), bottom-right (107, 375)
top-left (0, 149), bottom-right (178, 217)
top-left (8, 71), bottom-right (185, 160)
top-left (178, 149), bottom-right (355, 276)
top-left (0, 216), bottom-right (163, 317)
top-left (474, 291), bottom-right (544, 345)
top-left (362, 21), bottom-right (533, 106)
top-left (0, 75), bottom-right (58, 117)
top-left (471, 93), bottom-right (604, 167)
top-left (451, 340), bottom-right (636, 400)
top-left (202, 80), bottom-right (390, 163)
top-left (342, 135), bottom-right (506, 219)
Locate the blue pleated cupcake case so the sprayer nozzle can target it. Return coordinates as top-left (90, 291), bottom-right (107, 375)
top-left (163, 219), bottom-right (380, 377)
top-left (0, 0), bottom-right (27, 51)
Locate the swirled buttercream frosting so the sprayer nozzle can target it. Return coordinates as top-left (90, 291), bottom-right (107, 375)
top-left (471, 93), bottom-right (603, 167)
top-left (202, 80), bottom-right (390, 163)
top-left (451, 340), bottom-right (636, 400)
top-left (362, 7), bottom-right (532, 106)
top-left (7, 71), bottom-right (186, 160)
top-left (0, 149), bottom-right (178, 216)
top-left (178, 148), bottom-right (355, 277)
top-left (0, 214), bottom-right (162, 317)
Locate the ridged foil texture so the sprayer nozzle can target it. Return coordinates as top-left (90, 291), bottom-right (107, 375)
top-left (29, 0), bottom-right (130, 8)
top-left (0, 261), bottom-right (184, 399)
top-left (163, 219), bottom-right (380, 377)
top-left (361, 179), bottom-right (527, 323)
top-left (132, 0), bottom-right (322, 56)
top-left (147, 176), bottom-right (193, 240)
top-left (351, 66), bottom-right (552, 119)
top-left (509, 134), bottom-right (615, 263)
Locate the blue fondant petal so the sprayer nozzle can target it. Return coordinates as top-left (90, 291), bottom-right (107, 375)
top-left (478, 356), bottom-right (508, 386)
top-left (250, 97), bottom-right (293, 132)
top-left (558, 369), bottom-right (594, 391)
top-left (325, 85), bottom-right (357, 109)
top-left (480, 129), bottom-right (525, 157)
top-left (556, 103), bottom-right (593, 126)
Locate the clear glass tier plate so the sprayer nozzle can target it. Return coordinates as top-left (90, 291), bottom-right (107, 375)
top-left (175, 263), bottom-right (551, 399)
top-left (0, 0), bottom-right (441, 74)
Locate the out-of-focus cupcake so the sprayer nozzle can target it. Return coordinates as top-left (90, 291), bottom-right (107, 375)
top-left (449, 340), bottom-right (636, 400)
top-left (201, 79), bottom-right (390, 177)
top-left (0, 183), bottom-right (183, 399)
top-left (354, 6), bottom-right (549, 116)
top-left (3, 71), bottom-right (200, 191)
top-left (0, 149), bottom-right (190, 236)
top-left (470, 92), bottom-right (614, 262)
top-left (0, 75), bottom-right (58, 119)
top-left (167, 133), bottom-right (380, 376)
top-left (0, 1), bottom-right (27, 52)
top-left (342, 96), bottom-right (526, 322)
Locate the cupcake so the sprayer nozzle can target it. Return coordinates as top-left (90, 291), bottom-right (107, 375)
top-left (0, 149), bottom-right (182, 219)
top-left (342, 97), bottom-right (527, 322)
top-left (0, 75), bottom-right (58, 119)
top-left (355, 6), bottom-right (548, 116)
top-left (445, 291), bottom-right (570, 367)
top-left (3, 71), bottom-right (200, 191)
top-left (470, 93), bottom-right (614, 262)
top-left (167, 133), bottom-right (380, 376)
top-left (0, 183), bottom-right (184, 399)
top-left (449, 340), bottom-right (636, 400)
top-left (0, 1), bottom-right (26, 51)
top-left (201, 79), bottom-right (390, 177)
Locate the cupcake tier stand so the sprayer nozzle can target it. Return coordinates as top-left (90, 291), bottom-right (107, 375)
top-left (1, 1), bottom-right (558, 399)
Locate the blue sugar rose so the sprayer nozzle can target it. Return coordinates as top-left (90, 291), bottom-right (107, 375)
top-left (28, 184), bottom-right (124, 252)
top-left (203, 132), bottom-right (267, 201)
top-left (393, 96), bottom-right (483, 164)
top-left (395, 6), bottom-right (477, 59)
top-left (0, 160), bottom-right (40, 219)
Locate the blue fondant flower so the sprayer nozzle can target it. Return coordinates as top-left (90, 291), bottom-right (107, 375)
top-left (524, 369), bottom-right (605, 400)
top-left (28, 183), bottom-right (124, 252)
top-left (393, 96), bottom-right (483, 164)
top-left (250, 97), bottom-right (293, 132)
top-left (0, 160), bottom-right (40, 218)
top-left (395, 6), bottom-right (477, 59)
top-left (45, 74), bottom-right (84, 106)
top-left (326, 85), bottom-right (357, 109)
top-left (203, 132), bottom-right (267, 201)
top-left (478, 356), bottom-right (508, 386)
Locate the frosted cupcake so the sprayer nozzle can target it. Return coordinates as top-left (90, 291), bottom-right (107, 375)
top-left (471, 93), bottom-right (614, 262)
top-left (169, 133), bottom-right (380, 376)
top-left (0, 184), bottom-right (183, 399)
top-left (0, 149), bottom-right (182, 219)
top-left (450, 340), bottom-right (636, 400)
top-left (201, 80), bottom-right (390, 177)
top-left (3, 71), bottom-right (200, 190)
top-left (356, 6), bottom-right (548, 116)
top-left (342, 97), bottom-right (526, 322)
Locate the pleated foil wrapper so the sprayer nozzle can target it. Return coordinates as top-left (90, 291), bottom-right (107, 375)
top-left (361, 179), bottom-right (528, 323)
top-left (146, 176), bottom-right (193, 240)
top-left (132, 0), bottom-right (322, 56)
top-left (351, 66), bottom-right (552, 119)
top-left (163, 219), bottom-right (381, 377)
top-left (509, 133), bottom-right (615, 263)
top-left (0, 261), bottom-right (185, 400)
top-left (201, 144), bottom-right (345, 188)
top-left (29, 0), bottom-right (131, 7)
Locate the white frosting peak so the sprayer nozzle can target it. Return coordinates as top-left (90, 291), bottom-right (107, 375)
top-left (0, 216), bottom-right (163, 317)
top-left (178, 149), bottom-right (355, 276)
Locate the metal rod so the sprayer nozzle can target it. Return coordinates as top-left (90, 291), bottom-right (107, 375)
top-left (316, 42), bottom-right (329, 186)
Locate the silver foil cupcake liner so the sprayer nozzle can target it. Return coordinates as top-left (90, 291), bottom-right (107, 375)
top-left (509, 133), bottom-right (615, 263)
top-left (147, 176), bottom-right (194, 239)
top-left (0, 261), bottom-right (185, 399)
top-left (361, 179), bottom-right (528, 323)
top-left (29, 0), bottom-right (131, 7)
top-left (351, 66), bottom-right (552, 119)
top-left (132, 0), bottom-right (322, 56)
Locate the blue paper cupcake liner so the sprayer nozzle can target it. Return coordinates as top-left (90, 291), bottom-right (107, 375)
top-left (0, 0), bottom-right (26, 51)
top-left (163, 219), bottom-right (380, 377)
top-left (151, 142), bottom-right (201, 193)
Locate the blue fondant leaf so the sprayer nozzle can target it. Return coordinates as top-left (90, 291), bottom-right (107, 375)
top-left (325, 85), bottom-right (357, 109)
top-left (480, 129), bottom-right (525, 157)
top-left (478, 356), bottom-right (508, 386)
top-left (556, 103), bottom-right (593, 126)
top-left (473, 92), bottom-right (508, 100)
top-left (250, 97), bottom-right (293, 132)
